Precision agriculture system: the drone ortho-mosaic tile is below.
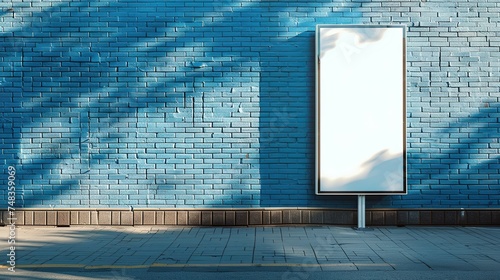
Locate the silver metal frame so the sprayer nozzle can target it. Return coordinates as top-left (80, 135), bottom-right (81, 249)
top-left (315, 24), bottom-right (407, 195)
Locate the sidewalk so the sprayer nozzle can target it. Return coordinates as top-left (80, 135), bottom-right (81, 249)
top-left (1, 225), bottom-right (500, 279)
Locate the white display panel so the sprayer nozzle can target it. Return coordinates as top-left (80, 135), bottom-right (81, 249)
top-left (315, 25), bottom-right (407, 195)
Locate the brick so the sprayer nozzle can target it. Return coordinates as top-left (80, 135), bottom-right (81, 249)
top-left (133, 211), bottom-right (143, 225)
top-left (235, 211), bottom-right (248, 226)
top-left (467, 211), bottom-right (480, 225)
top-left (23, 211), bottom-right (34, 226)
top-left (371, 211), bottom-right (385, 226)
top-left (79, 211), bottom-right (91, 225)
top-left (34, 211), bottom-right (46, 226)
top-left (177, 211), bottom-right (188, 225)
top-left (47, 211), bottom-right (57, 226)
top-left (479, 211), bottom-right (492, 225)
top-left (71, 211), bottom-right (79, 225)
top-left (270, 211), bottom-right (282, 224)
top-left (283, 210), bottom-right (292, 224)
top-left (164, 211), bottom-right (176, 225)
top-left (339, 211), bottom-right (355, 225)
top-left (225, 211), bottom-right (235, 226)
top-left (445, 211), bottom-right (458, 225)
top-left (301, 210), bottom-right (311, 224)
top-left (98, 211), bottom-right (112, 225)
top-left (249, 211), bottom-right (262, 225)
top-left (290, 210), bottom-right (301, 224)
top-left (143, 211), bottom-right (155, 225)
top-left (121, 212), bottom-right (133, 226)
top-left (112, 211), bottom-right (121, 225)
top-left (155, 211), bottom-right (165, 225)
top-left (397, 211), bottom-right (409, 226)
top-left (201, 211), bottom-right (212, 226)
top-left (420, 211), bottom-right (432, 225)
top-left (188, 211), bottom-right (201, 225)
top-left (91, 211), bottom-right (99, 225)
top-left (384, 211), bottom-right (397, 225)
top-left (431, 211), bottom-right (445, 225)
top-left (311, 211), bottom-right (323, 224)
top-left (213, 211), bottom-right (225, 226)
top-left (492, 211), bottom-right (500, 225)
top-left (323, 211), bottom-right (336, 224)
top-left (16, 211), bottom-right (25, 226)
top-left (262, 211), bottom-right (271, 225)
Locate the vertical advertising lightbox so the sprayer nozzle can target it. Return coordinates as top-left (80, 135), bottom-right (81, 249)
top-left (315, 25), bottom-right (407, 195)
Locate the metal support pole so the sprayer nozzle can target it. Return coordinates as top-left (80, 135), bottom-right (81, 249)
top-left (357, 195), bottom-right (366, 229)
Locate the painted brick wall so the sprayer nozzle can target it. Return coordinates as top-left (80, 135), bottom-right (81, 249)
top-left (1, 0), bottom-right (499, 209)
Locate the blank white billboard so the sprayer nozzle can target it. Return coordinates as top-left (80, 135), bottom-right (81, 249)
top-left (315, 25), bottom-right (407, 195)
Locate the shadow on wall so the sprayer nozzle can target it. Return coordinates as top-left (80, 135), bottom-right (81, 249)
top-left (1, 0), bottom-right (221, 207)
top-left (369, 101), bottom-right (500, 208)
top-left (0, 0), bottom-right (366, 208)
top-left (257, 1), bottom-right (364, 208)
top-left (5, 0), bottom-right (496, 209)
top-left (258, 31), bottom-right (317, 207)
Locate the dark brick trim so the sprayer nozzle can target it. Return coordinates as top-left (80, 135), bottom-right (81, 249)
top-left (1, 209), bottom-right (499, 226)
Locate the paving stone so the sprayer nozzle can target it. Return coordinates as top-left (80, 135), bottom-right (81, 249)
top-left (3, 225), bottom-right (500, 274)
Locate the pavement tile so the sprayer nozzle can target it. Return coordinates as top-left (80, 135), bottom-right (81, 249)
top-left (3, 225), bottom-right (500, 273)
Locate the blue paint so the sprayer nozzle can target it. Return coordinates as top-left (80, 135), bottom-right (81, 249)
top-left (0, 0), bottom-right (499, 209)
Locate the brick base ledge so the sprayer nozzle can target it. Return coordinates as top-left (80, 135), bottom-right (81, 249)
top-left (1, 209), bottom-right (499, 226)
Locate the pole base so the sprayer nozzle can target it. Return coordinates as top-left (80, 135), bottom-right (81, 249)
top-left (352, 227), bottom-right (374, 231)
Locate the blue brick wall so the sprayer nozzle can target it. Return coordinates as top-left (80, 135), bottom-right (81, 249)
top-left (1, 0), bottom-right (499, 209)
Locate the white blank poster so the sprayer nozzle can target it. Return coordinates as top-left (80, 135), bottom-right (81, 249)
top-left (315, 25), bottom-right (407, 195)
